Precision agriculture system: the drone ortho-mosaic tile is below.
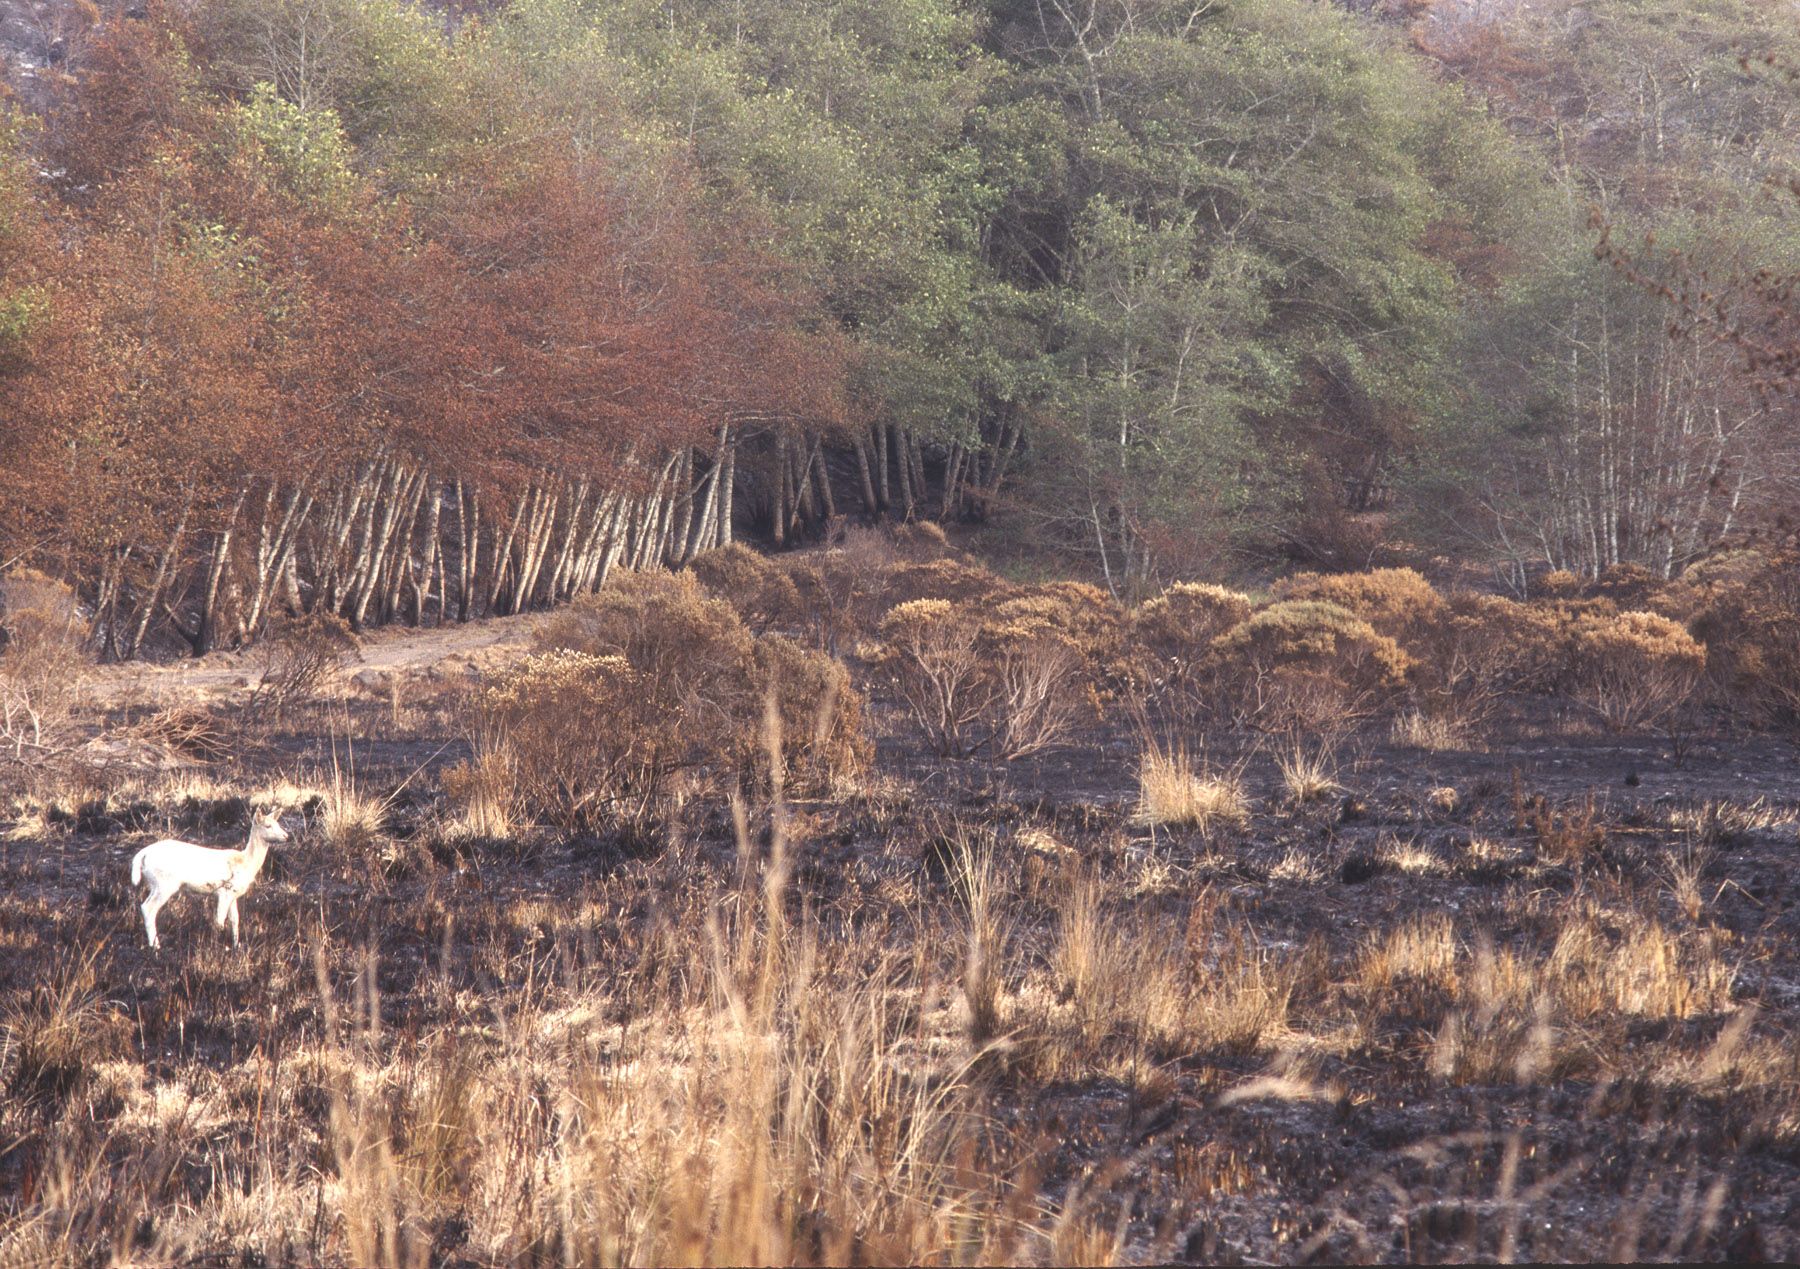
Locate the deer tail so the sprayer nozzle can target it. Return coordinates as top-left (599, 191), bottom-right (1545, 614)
top-left (131, 847), bottom-right (146, 887)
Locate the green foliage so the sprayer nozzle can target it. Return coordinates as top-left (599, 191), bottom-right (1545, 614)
top-left (227, 83), bottom-right (359, 214)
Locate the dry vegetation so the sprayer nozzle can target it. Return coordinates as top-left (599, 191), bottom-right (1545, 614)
top-left (3, 541), bottom-right (1800, 1264)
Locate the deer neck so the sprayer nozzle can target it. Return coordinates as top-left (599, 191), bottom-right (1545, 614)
top-left (240, 832), bottom-right (271, 879)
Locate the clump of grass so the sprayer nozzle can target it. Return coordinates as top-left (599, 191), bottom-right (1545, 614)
top-left (1268, 848), bottom-right (1327, 883)
top-left (951, 829), bottom-right (1007, 1050)
top-left (1376, 835), bottom-right (1446, 875)
top-left (1133, 745), bottom-right (1248, 831)
top-left (1390, 710), bottom-right (1464, 750)
top-left (440, 743), bottom-right (516, 840)
top-left (1661, 838), bottom-right (1714, 923)
top-left (1357, 913), bottom-right (1461, 995)
top-left (1188, 932), bottom-right (1303, 1056)
top-left (321, 747), bottom-right (392, 853)
top-left (1278, 744), bottom-right (1339, 804)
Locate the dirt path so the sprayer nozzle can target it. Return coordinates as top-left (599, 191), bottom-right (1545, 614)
top-left (85, 612), bottom-right (543, 706)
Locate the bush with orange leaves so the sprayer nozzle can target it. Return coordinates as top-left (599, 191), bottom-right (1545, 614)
top-left (541, 569), bottom-right (757, 721)
top-left (1271, 567), bottom-right (1446, 641)
top-left (1411, 593), bottom-right (1565, 727)
top-left (750, 634), bottom-right (872, 790)
top-left (465, 650), bottom-right (672, 831)
top-left (866, 599), bottom-right (993, 757)
top-left (1562, 609), bottom-right (1705, 731)
top-left (977, 594), bottom-right (1095, 759)
top-left (1206, 600), bottom-right (1412, 731)
top-left (1127, 581), bottom-right (1254, 720)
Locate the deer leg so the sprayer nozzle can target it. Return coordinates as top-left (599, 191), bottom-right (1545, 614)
top-left (141, 891), bottom-right (166, 950)
top-left (214, 889), bottom-right (234, 940)
top-left (227, 898), bottom-right (241, 947)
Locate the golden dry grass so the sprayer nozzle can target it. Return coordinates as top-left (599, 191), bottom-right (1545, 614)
top-left (1133, 746), bottom-right (1248, 831)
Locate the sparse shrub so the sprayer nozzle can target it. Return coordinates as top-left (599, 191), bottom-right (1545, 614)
top-left (781, 537), bottom-right (895, 653)
top-left (979, 593), bottom-right (1099, 759)
top-left (133, 704), bottom-right (233, 762)
top-left (247, 610), bottom-right (357, 719)
top-left (1515, 788), bottom-right (1606, 865)
top-left (0, 568), bottom-right (86, 763)
top-left (868, 588), bottom-right (1101, 760)
top-left (688, 543), bottom-right (803, 631)
top-left (1272, 567), bottom-right (1445, 640)
top-left (865, 600), bottom-right (993, 757)
top-left (1563, 609), bottom-right (1705, 731)
top-left (1207, 600), bottom-right (1411, 731)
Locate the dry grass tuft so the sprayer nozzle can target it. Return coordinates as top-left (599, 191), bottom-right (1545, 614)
top-left (321, 751), bottom-right (391, 853)
top-left (1133, 746), bottom-right (1248, 831)
top-left (1278, 743), bottom-right (1340, 803)
top-left (1390, 709), bottom-right (1465, 750)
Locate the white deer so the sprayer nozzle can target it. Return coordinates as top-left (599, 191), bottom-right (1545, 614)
top-left (130, 808), bottom-right (289, 950)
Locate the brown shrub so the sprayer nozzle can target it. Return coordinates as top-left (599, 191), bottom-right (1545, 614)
top-left (1540, 568), bottom-right (1581, 597)
top-left (1410, 592), bottom-right (1565, 725)
top-left (750, 635), bottom-right (871, 791)
top-left (890, 520), bottom-right (954, 560)
top-left (540, 569), bottom-right (757, 723)
top-left (466, 650), bottom-right (673, 831)
top-left (1563, 610), bottom-right (1705, 732)
top-left (1207, 600), bottom-right (1412, 731)
top-left (1684, 552), bottom-right (1800, 731)
top-left (780, 534), bottom-right (900, 653)
top-left (0, 569), bottom-right (87, 762)
top-left (247, 610), bottom-right (358, 719)
top-left (1587, 562), bottom-right (1673, 612)
top-left (133, 705), bottom-right (233, 763)
top-left (881, 557), bottom-right (1015, 608)
top-left (1127, 582), bottom-right (1254, 717)
top-left (865, 589), bottom-right (1103, 760)
top-left (687, 544), bottom-right (803, 631)
top-left (505, 572), bottom-right (870, 824)
top-left (781, 536), bottom-right (1008, 653)
top-left (1271, 567), bottom-right (1445, 641)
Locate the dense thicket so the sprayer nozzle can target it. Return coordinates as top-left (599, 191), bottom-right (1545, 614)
top-left (0, 0), bottom-right (1796, 652)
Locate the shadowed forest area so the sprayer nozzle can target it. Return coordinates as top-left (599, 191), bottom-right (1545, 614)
top-left (2, 1), bottom-right (1800, 1265)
